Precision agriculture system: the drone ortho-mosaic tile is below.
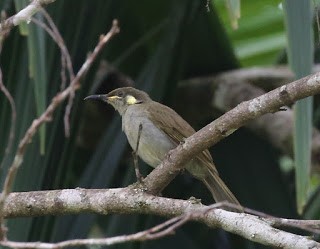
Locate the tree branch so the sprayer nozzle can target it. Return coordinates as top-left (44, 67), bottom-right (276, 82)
top-left (0, 215), bottom-right (189, 249)
top-left (143, 72), bottom-right (320, 194)
top-left (0, 0), bottom-right (56, 35)
top-left (2, 188), bottom-right (319, 249)
top-left (90, 64), bottom-right (320, 170)
top-left (176, 66), bottom-right (320, 171)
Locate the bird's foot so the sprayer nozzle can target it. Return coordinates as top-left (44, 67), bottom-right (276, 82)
top-left (188, 196), bottom-right (202, 204)
top-left (135, 170), bottom-right (144, 183)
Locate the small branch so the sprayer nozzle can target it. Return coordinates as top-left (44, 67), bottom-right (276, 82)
top-left (267, 217), bottom-right (320, 234)
top-left (32, 8), bottom-right (76, 137)
top-left (0, 0), bottom-right (55, 35)
top-left (2, 188), bottom-right (319, 248)
top-left (39, 8), bottom-right (74, 83)
top-left (218, 202), bottom-right (320, 234)
top-left (31, 17), bottom-right (69, 90)
top-left (0, 20), bottom-right (120, 239)
top-left (0, 58), bottom-right (16, 170)
top-left (31, 10), bottom-right (74, 82)
top-left (0, 215), bottom-right (188, 249)
top-left (63, 90), bottom-right (74, 137)
top-left (1, 205), bottom-right (234, 249)
top-left (132, 123), bottom-right (143, 182)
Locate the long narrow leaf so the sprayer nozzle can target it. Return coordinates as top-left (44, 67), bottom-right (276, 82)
top-left (283, 0), bottom-right (313, 214)
top-left (27, 20), bottom-right (47, 154)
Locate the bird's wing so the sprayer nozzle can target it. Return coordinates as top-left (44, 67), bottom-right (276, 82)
top-left (146, 101), bottom-right (218, 174)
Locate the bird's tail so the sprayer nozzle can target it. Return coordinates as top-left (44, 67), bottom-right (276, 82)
top-left (202, 168), bottom-right (240, 206)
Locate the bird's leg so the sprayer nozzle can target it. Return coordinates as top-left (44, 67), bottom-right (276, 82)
top-left (132, 123), bottom-right (144, 182)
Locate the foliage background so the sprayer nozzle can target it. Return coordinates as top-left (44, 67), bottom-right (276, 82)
top-left (0, 0), bottom-right (318, 248)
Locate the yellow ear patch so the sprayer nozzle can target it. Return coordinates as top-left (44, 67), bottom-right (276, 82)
top-left (126, 95), bottom-right (138, 105)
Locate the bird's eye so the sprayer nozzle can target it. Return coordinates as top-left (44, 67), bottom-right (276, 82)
top-left (117, 91), bottom-right (124, 97)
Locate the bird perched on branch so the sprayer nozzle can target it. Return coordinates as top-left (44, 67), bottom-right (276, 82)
top-left (85, 87), bottom-right (239, 205)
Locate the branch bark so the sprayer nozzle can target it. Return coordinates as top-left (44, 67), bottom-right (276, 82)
top-left (143, 71), bottom-right (320, 195)
top-left (0, 0), bottom-right (56, 35)
top-left (3, 188), bottom-right (319, 249)
top-left (91, 65), bottom-right (320, 170)
top-left (176, 66), bottom-right (320, 171)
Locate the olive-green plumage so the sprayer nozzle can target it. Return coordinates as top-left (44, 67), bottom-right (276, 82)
top-left (85, 87), bottom-right (239, 205)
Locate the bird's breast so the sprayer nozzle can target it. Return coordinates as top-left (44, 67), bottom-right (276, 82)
top-left (122, 106), bottom-right (175, 168)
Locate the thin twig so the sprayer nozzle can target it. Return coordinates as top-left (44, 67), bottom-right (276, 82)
top-left (0, 204), bottom-right (223, 249)
top-left (40, 8), bottom-right (74, 82)
top-left (31, 14), bottom-right (74, 79)
top-left (0, 16), bottom-right (16, 170)
top-left (38, 8), bottom-right (76, 137)
top-left (0, 68), bottom-right (16, 169)
top-left (30, 16), bottom-right (73, 91)
top-left (30, 16), bottom-right (69, 90)
top-left (32, 9), bottom-right (75, 86)
top-left (0, 216), bottom-right (188, 249)
top-left (267, 217), bottom-right (320, 234)
top-left (60, 55), bottom-right (67, 90)
top-left (132, 123), bottom-right (143, 182)
top-left (0, 19), bottom-right (120, 239)
top-left (31, 8), bottom-right (76, 136)
top-left (63, 91), bottom-right (74, 137)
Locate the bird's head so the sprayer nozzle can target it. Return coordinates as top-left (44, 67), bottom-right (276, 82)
top-left (84, 87), bottom-right (151, 115)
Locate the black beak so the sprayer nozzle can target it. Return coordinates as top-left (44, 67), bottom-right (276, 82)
top-left (84, 94), bottom-right (104, 101)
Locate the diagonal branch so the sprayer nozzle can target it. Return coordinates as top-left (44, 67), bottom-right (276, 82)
top-left (143, 72), bottom-right (320, 195)
top-left (177, 68), bottom-right (320, 171)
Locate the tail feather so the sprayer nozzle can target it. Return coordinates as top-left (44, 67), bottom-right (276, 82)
top-left (202, 171), bottom-right (240, 206)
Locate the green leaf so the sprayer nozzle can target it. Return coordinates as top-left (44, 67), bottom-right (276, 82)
top-left (27, 20), bottom-right (47, 154)
top-left (235, 32), bottom-right (286, 59)
top-left (283, 0), bottom-right (313, 214)
top-left (214, 0), bottom-right (285, 66)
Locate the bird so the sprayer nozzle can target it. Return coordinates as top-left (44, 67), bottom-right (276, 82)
top-left (85, 87), bottom-right (240, 205)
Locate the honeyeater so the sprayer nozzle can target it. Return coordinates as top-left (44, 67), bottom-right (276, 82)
top-left (85, 87), bottom-right (239, 205)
